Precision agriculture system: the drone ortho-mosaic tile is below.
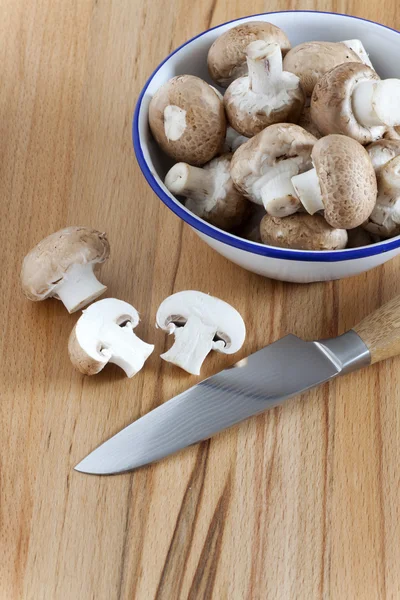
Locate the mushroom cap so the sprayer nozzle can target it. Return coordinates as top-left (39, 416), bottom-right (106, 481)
top-left (230, 123), bottom-right (317, 203)
top-left (148, 75), bottom-right (226, 166)
top-left (156, 290), bottom-right (246, 354)
top-left (297, 106), bottom-right (322, 139)
top-left (260, 213), bottom-right (348, 250)
top-left (366, 139), bottom-right (400, 172)
top-left (283, 41), bottom-right (361, 96)
top-left (312, 134), bottom-right (377, 229)
top-left (311, 62), bottom-right (386, 144)
top-left (207, 22), bottom-right (291, 87)
top-left (21, 226), bottom-right (110, 301)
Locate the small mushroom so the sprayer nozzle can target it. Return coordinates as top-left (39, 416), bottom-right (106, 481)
top-left (297, 106), bottom-right (322, 139)
top-left (283, 41), bottom-right (361, 96)
top-left (224, 40), bottom-right (305, 137)
top-left (164, 154), bottom-right (249, 231)
top-left (207, 21), bottom-right (291, 88)
top-left (156, 290), bottom-right (246, 375)
top-left (346, 227), bottom-right (375, 248)
top-left (230, 123), bottom-right (317, 217)
top-left (366, 139), bottom-right (400, 173)
top-left (222, 126), bottom-right (250, 153)
top-left (260, 213), bottom-right (348, 250)
top-left (21, 226), bottom-right (110, 313)
top-left (68, 299), bottom-right (154, 377)
top-left (341, 39), bottom-right (374, 69)
top-left (311, 63), bottom-right (400, 144)
top-left (291, 135), bottom-right (377, 229)
top-left (364, 155), bottom-right (400, 237)
top-left (148, 75), bottom-right (226, 166)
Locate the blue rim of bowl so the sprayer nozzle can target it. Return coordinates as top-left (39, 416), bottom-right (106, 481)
top-left (133, 10), bottom-right (400, 263)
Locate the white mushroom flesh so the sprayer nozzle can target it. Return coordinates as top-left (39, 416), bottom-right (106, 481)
top-left (260, 161), bottom-right (301, 216)
top-left (352, 79), bottom-right (400, 128)
top-left (163, 105), bottom-right (187, 141)
top-left (341, 39), bottom-right (374, 68)
top-left (365, 156), bottom-right (400, 236)
top-left (53, 262), bottom-right (107, 313)
top-left (156, 291), bottom-right (246, 376)
top-left (223, 126), bottom-right (249, 153)
top-left (291, 168), bottom-right (324, 215)
top-left (72, 299), bottom-right (154, 377)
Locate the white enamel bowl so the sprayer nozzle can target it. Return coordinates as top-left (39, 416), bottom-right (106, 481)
top-left (133, 11), bottom-right (400, 283)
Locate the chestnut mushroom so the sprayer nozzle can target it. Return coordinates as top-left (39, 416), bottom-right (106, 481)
top-left (260, 213), bottom-right (348, 250)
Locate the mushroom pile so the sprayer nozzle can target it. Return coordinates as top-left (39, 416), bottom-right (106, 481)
top-left (148, 22), bottom-right (400, 250)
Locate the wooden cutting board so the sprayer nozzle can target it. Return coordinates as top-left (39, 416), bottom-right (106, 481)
top-left (1, 1), bottom-right (400, 598)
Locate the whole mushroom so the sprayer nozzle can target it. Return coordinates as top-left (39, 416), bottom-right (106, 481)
top-left (291, 135), bottom-right (377, 229)
top-left (164, 154), bottom-right (249, 231)
top-left (283, 41), bottom-right (361, 96)
top-left (311, 63), bottom-right (400, 144)
top-left (260, 213), bottom-right (348, 250)
top-left (21, 226), bottom-right (110, 313)
top-left (224, 40), bottom-right (305, 137)
top-left (156, 291), bottom-right (246, 376)
top-left (366, 139), bottom-right (400, 173)
top-left (207, 21), bottom-right (291, 88)
top-left (69, 299), bottom-right (154, 377)
top-left (364, 155), bottom-right (400, 237)
top-left (149, 75), bottom-right (226, 166)
top-left (230, 123), bottom-right (317, 217)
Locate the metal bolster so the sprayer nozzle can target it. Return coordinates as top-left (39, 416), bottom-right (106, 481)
top-left (315, 330), bottom-right (371, 375)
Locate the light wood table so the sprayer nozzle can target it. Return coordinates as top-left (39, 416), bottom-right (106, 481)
top-left (2, 1), bottom-right (400, 598)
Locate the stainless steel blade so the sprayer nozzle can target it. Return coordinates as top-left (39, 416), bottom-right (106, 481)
top-left (75, 331), bottom-right (370, 475)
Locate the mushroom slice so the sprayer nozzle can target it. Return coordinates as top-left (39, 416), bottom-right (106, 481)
top-left (341, 39), bottom-right (374, 69)
top-left (366, 139), bottom-right (400, 173)
top-left (165, 154), bottom-right (249, 231)
top-left (364, 155), bottom-right (400, 238)
top-left (291, 135), bottom-right (377, 229)
top-left (149, 75), bottom-right (226, 166)
top-left (260, 213), bottom-right (347, 250)
top-left (69, 299), bottom-right (154, 377)
top-left (224, 41), bottom-right (305, 137)
top-left (283, 41), bottom-right (361, 96)
top-left (311, 63), bottom-right (400, 144)
top-left (156, 291), bottom-right (246, 376)
top-left (207, 21), bottom-right (291, 88)
top-left (230, 123), bottom-right (317, 217)
top-left (20, 226), bottom-right (110, 313)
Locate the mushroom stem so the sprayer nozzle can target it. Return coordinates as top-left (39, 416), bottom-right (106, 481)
top-left (165, 163), bottom-right (215, 204)
top-left (260, 172), bottom-right (301, 217)
top-left (100, 322), bottom-right (154, 378)
top-left (352, 79), bottom-right (400, 127)
top-left (54, 263), bottom-right (107, 313)
top-left (247, 41), bottom-right (283, 95)
top-left (291, 168), bottom-right (324, 215)
top-left (161, 315), bottom-right (224, 376)
top-left (341, 39), bottom-right (373, 68)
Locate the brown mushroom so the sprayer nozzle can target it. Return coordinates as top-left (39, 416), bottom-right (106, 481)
top-left (366, 139), bottom-right (400, 173)
top-left (207, 21), bottom-right (291, 88)
top-left (224, 40), bottom-right (305, 137)
top-left (290, 135), bottom-right (377, 229)
top-left (148, 75), bottom-right (226, 166)
top-left (283, 41), bottom-right (361, 96)
top-left (260, 213), bottom-right (348, 250)
top-left (297, 106), bottom-right (322, 139)
top-left (164, 154), bottom-right (249, 231)
top-left (364, 155), bottom-right (400, 237)
top-left (311, 63), bottom-right (400, 144)
top-left (21, 226), bottom-right (110, 313)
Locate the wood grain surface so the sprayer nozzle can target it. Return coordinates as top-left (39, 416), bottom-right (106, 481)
top-left (1, 1), bottom-right (400, 599)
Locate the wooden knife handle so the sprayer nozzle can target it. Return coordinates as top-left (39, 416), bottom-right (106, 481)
top-left (354, 295), bottom-right (400, 364)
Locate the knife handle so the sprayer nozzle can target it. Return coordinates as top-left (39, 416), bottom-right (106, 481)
top-left (353, 295), bottom-right (400, 364)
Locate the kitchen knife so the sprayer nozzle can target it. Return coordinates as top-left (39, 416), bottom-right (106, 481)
top-left (75, 294), bottom-right (400, 475)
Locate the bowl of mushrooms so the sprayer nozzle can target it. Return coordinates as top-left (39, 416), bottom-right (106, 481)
top-left (133, 11), bottom-right (400, 282)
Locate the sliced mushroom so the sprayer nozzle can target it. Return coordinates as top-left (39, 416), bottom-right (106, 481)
top-left (283, 41), bottom-right (361, 96)
top-left (311, 63), bottom-right (400, 144)
top-left (164, 154), bottom-right (249, 231)
top-left (69, 299), bottom-right (154, 377)
top-left (156, 290), bottom-right (246, 375)
top-left (21, 226), bottom-right (110, 313)
top-left (297, 106), bottom-right (322, 139)
top-left (364, 155), bottom-right (400, 237)
top-left (207, 21), bottom-right (291, 88)
top-left (341, 39), bottom-right (374, 69)
top-left (222, 126), bottom-right (250, 153)
top-left (366, 139), bottom-right (400, 173)
top-left (291, 135), bottom-right (377, 229)
top-left (260, 213), bottom-right (348, 250)
top-left (224, 40), bottom-right (305, 137)
top-left (230, 123), bottom-right (317, 217)
top-left (149, 75), bottom-right (226, 166)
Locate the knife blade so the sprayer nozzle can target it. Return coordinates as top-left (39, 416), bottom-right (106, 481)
top-left (75, 330), bottom-right (370, 475)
